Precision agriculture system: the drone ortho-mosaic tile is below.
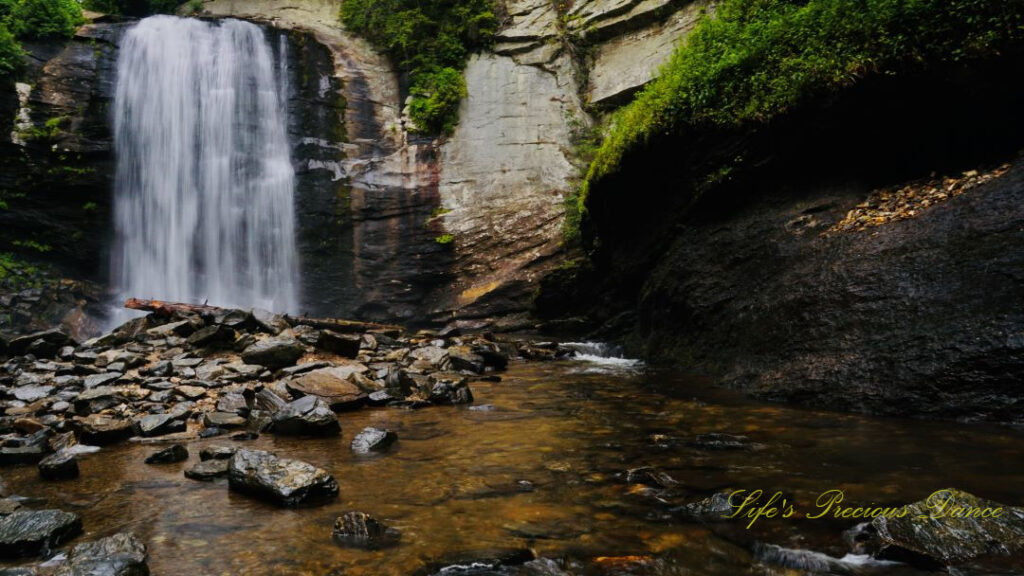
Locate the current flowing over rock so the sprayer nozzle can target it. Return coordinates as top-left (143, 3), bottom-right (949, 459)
top-left (111, 16), bottom-right (298, 314)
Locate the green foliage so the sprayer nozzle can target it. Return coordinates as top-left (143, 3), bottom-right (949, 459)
top-left (408, 67), bottom-right (467, 134)
top-left (0, 252), bottom-right (40, 283)
top-left (582, 0), bottom-right (1024, 208)
top-left (340, 0), bottom-right (496, 134)
top-left (82, 0), bottom-right (182, 16)
top-left (8, 0), bottom-right (85, 39)
top-left (0, 21), bottom-right (22, 76)
top-left (12, 239), bottom-right (51, 252)
top-left (81, 201), bottom-right (97, 211)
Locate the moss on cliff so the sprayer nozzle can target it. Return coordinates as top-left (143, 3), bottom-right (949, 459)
top-left (339, 0), bottom-right (497, 134)
top-left (579, 0), bottom-right (1024, 213)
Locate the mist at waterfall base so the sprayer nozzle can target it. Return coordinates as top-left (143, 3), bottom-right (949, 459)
top-left (110, 16), bottom-right (298, 322)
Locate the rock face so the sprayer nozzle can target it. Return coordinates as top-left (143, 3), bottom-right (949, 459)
top-left (570, 59), bottom-right (1024, 422)
top-left (227, 449), bottom-right (339, 507)
top-left (0, 510), bottom-right (82, 557)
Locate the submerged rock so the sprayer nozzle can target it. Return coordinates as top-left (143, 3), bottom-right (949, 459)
top-left (350, 427), bottom-right (397, 454)
top-left (0, 510), bottom-right (82, 558)
top-left (271, 396), bottom-right (340, 436)
top-left (54, 532), bottom-right (148, 576)
top-left (145, 444), bottom-right (188, 464)
top-left (184, 459), bottom-right (229, 481)
top-left (332, 511), bottom-right (400, 549)
top-left (240, 337), bottom-right (305, 369)
top-left (227, 449), bottom-right (338, 507)
top-left (868, 488), bottom-right (1024, 567)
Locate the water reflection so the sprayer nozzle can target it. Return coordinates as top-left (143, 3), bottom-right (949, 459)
top-left (1, 359), bottom-right (1021, 575)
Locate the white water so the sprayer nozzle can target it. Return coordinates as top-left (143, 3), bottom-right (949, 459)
top-left (562, 341), bottom-right (644, 373)
top-left (111, 16), bottom-right (298, 313)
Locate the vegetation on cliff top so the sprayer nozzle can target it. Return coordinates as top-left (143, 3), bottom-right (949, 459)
top-left (340, 0), bottom-right (497, 134)
top-left (580, 0), bottom-right (1024, 210)
top-left (0, 0), bottom-right (86, 79)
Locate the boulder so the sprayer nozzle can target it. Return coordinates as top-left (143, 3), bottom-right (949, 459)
top-left (271, 396), bottom-right (340, 436)
top-left (7, 330), bottom-right (75, 358)
top-left (185, 325), bottom-right (236, 348)
top-left (332, 511), bottom-right (400, 549)
top-left (227, 449), bottom-right (338, 507)
top-left (0, 510), bottom-right (82, 558)
top-left (145, 444), bottom-right (188, 464)
top-left (38, 450), bottom-right (79, 480)
top-left (240, 337), bottom-right (305, 369)
top-left (286, 367), bottom-right (367, 411)
top-left (54, 532), bottom-right (148, 576)
top-left (350, 427), bottom-right (397, 454)
top-left (251, 308), bottom-right (289, 335)
top-left (868, 488), bottom-right (1024, 567)
top-left (316, 330), bottom-right (361, 358)
top-left (426, 373), bottom-right (473, 405)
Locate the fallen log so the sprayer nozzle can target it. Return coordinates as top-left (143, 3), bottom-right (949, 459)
top-left (124, 298), bottom-right (403, 334)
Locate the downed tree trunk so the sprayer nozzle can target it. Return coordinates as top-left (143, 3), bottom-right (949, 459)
top-left (124, 298), bottom-right (403, 334)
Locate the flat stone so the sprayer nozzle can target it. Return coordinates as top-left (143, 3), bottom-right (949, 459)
top-left (0, 446), bottom-right (47, 466)
top-left (74, 415), bottom-right (134, 445)
top-left (145, 320), bottom-right (194, 338)
top-left (286, 366), bottom-right (367, 411)
top-left (199, 445), bottom-right (236, 461)
top-left (252, 308), bottom-right (289, 335)
top-left (175, 385), bottom-right (207, 400)
top-left (227, 449), bottom-right (338, 507)
top-left (240, 337), bottom-right (305, 370)
top-left (184, 458), bottom-right (229, 481)
top-left (0, 510), bottom-right (82, 558)
top-left (135, 413), bottom-right (185, 437)
top-left (83, 373), bottom-right (122, 389)
top-left (12, 385), bottom-right (54, 403)
top-left (203, 412), bottom-right (247, 429)
top-left (447, 346), bottom-right (485, 374)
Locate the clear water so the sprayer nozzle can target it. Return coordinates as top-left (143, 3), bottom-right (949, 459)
top-left (1, 360), bottom-right (1021, 575)
top-left (111, 16), bottom-right (298, 313)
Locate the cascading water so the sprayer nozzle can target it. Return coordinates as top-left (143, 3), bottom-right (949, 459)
top-left (111, 16), bottom-right (298, 314)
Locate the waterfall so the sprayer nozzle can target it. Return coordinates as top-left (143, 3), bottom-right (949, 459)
top-left (111, 16), bottom-right (298, 314)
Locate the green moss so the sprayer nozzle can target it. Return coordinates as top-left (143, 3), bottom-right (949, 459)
top-left (434, 233), bottom-right (454, 245)
top-left (82, 201), bottom-right (97, 211)
top-left (12, 239), bottom-right (51, 252)
top-left (339, 0), bottom-right (497, 135)
top-left (581, 0), bottom-right (1024, 211)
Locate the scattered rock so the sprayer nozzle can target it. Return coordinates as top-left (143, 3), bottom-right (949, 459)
top-left (186, 324), bottom-right (236, 348)
top-left (74, 415), bottom-right (134, 445)
top-left (447, 346), bottom-right (485, 374)
top-left (625, 466), bottom-right (678, 488)
top-left (145, 444), bottom-right (188, 464)
top-left (202, 412), bottom-right (246, 429)
top-left (687, 433), bottom-right (753, 450)
top-left (251, 308), bottom-right (289, 335)
top-left (240, 337), bottom-right (305, 369)
top-left (272, 396), bottom-right (340, 436)
top-left (332, 511), bottom-right (400, 549)
top-left (0, 510), bottom-right (82, 558)
top-left (317, 330), bottom-right (361, 358)
top-left (199, 445), bottom-right (236, 461)
top-left (350, 427), bottom-right (397, 454)
top-left (54, 532), bottom-right (148, 576)
top-left (38, 450), bottom-right (79, 480)
top-left (286, 367), bottom-right (367, 411)
top-left (184, 459), bottom-right (230, 481)
top-left (227, 449), bottom-right (338, 507)
top-left (135, 413), bottom-right (185, 437)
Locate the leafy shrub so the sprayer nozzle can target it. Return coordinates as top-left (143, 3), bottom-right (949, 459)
top-left (8, 0), bottom-right (85, 40)
top-left (582, 0), bottom-right (1024, 205)
top-left (82, 0), bottom-right (182, 17)
top-left (340, 0), bottom-right (497, 134)
top-left (0, 22), bottom-right (22, 76)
